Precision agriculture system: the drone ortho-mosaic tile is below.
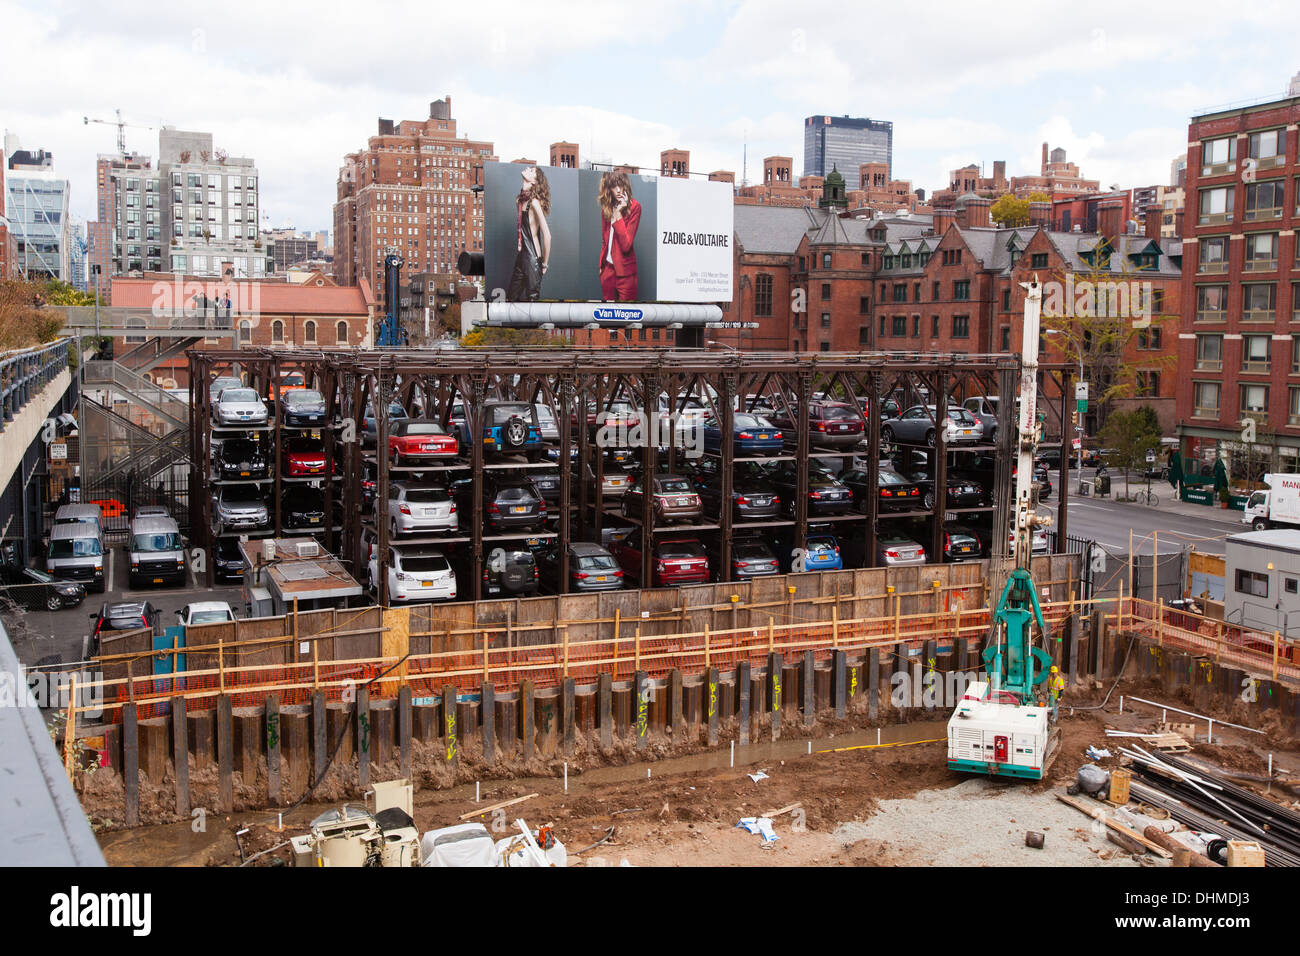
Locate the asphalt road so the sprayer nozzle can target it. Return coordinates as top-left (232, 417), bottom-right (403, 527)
top-left (2, 546), bottom-right (243, 669)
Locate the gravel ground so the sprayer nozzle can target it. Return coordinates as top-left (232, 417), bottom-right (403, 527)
top-left (834, 778), bottom-right (1164, 867)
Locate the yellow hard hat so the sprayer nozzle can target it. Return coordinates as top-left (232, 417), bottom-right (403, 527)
top-left (1050, 666), bottom-right (1059, 673)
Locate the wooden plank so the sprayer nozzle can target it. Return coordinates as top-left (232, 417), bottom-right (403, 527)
top-left (266, 693), bottom-right (281, 806)
top-left (761, 802), bottom-right (802, 818)
top-left (1056, 794), bottom-right (1172, 858)
top-left (172, 696), bottom-right (189, 819)
top-left (459, 792), bottom-right (538, 821)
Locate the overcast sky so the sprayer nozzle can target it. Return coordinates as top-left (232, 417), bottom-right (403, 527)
top-left (4, 0), bottom-right (1298, 235)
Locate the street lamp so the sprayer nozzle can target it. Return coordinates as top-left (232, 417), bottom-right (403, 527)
top-left (1043, 327), bottom-right (1086, 490)
top-left (707, 339), bottom-right (738, 353)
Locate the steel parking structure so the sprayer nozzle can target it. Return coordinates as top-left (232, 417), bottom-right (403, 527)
top-left (188, 348), bottom-right (1076, 604)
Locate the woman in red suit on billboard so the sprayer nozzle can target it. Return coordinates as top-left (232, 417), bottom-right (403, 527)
top-left (598, 171), bottom-right (641, 302)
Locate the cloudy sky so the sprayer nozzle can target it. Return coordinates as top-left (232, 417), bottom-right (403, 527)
top-left (4, 0), bottom-right (1298, 235)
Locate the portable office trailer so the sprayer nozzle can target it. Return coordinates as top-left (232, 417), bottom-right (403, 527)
top-left (1224, 529), bottom-right (1300, 639)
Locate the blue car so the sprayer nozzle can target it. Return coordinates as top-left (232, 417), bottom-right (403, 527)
top-left (772, 531), bottom-right (843, 572)
top-left (481, 401), bottom-right (545, 460)
top-left (702, 412), bottom-right (785, 457)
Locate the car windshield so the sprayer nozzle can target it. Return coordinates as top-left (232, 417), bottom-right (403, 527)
top-left (223, 489), bottom-right (263, 505)
top-left (285, 437), bottom-right (322, 452)
top-left (400, 555), bottom-right (450, 573)
top-left (659, 541), bottom-right (704, 559)
top-left (734, 542), bottom-right (770, 559)
top-left (734, 414), bottom-right (774, 430)
top-left (657, 478), bottom-right (693, 494)
top-left (576, 554), bottom-right (618, 571)
top-left (191, 610), bottom-right (232, 624)
top-left (807, 538), bottom-right (835, 554)
top-left (950, 409), bottom-right (976, 424)
top-left (27, 568), bottom-right (54, 583)
top-left (133, 533), bottom-right (181, 552)
top-left (285, 390), bottom-right (322, 405)
top-left (404, 488), bottom-right (449, 503)
top-left (49, 538), bottom-right (101, 557)
top-left (221, 389), bottom-right (258, 403)
top-left (879, 471), bottom-right (907, 485)
top-left (820, 406), bottom-right (857, 421)
top-left (496, 486), bottom-right (534, 501)
top-left (222, 440), bottom-right (257, 457)
top-left (403, 422), bottom-right (446, 436)
top-left (108, 614), bottom-right (146, 629)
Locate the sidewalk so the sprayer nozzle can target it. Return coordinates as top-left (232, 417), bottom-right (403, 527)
top-left (1063, 468), bottom-right (1243, 523)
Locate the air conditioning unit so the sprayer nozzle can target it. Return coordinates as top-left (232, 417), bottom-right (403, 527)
top-left (263, 539), bottom-right (276, 562)
top-left (295, 541), bottom-right (320, 558)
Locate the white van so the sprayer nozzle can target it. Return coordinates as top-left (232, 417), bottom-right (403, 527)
top-left (47, 522), bottom-right (106, 593)
top-left (128, 515), bottom-right (187, 588)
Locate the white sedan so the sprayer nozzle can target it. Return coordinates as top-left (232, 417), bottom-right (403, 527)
top-left (215, 387), bottom-right (269, 426)
top-left (177, 601), bottom-right (236, 627)
top-left (369, 546), bottom-right (457, 604)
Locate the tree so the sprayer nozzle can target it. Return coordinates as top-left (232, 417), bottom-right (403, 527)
top-left (0, 279), bottom-right (65, 350)
top-left (40, 278), bottom-right (98, 307)
top-left (1098, 406), bottom-right (1162, 499)
top-left (458, 326), bottom-right (566, 349)
top-left (990, 194), bottom-right (1030, 227)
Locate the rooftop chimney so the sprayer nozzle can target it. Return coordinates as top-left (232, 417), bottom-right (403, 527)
top-left (932, 207), bottom-right (955, 237)
top-left (1144, 203), bottom-right (1163, 240)
top-left (964, 196), bottom-right (992, 229)
top-left (1096, 199), bottom-right (1125, 244)
top-left (1028, 201), bottom-right (1052, 229)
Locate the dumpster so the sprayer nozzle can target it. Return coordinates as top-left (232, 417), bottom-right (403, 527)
top-left (1094, 474), bottom-right (1111, 496)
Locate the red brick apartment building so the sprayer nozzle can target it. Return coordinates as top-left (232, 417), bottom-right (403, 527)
top-left (109, 273), bottom-right (375, 388)
top-left (333, 97), bottom-right (497, 314)
top-left (1177, 91), bottom-right (1300, 475)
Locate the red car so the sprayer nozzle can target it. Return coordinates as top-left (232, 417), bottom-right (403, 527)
top-left (389, 419), bottom-right (458, 466)
top-left (610, 530), bottom-right (709, 588)
top-left (282, 436), bottom-right (332, 477)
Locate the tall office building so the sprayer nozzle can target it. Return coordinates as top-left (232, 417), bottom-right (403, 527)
top-left (3, 135), bottom-right (72, 281)
top-left (803, 115), bottom-right (893, 190)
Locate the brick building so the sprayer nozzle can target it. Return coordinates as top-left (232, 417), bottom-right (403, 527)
top-left (1177, 90), bottom-right (1300, 476)
top-left (549, 142), bottom-right (579, 168)
top-left (661, 148), bottom-right (689, 178)
top-left (108, 273), bottom-right (375, 388)
top-left (0, 159), bottom-right (12, 280)
top-left (333, 97), bottom-right (497, 315)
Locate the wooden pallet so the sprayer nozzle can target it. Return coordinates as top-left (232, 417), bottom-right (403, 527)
top-left (1149, 733), bottom-right (1191, 753)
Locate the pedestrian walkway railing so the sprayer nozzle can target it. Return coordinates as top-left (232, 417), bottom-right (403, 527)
top-left (0, 338), bottom-right (69, 432)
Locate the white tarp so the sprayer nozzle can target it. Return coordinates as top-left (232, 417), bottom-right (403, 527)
top-left (420, 823), bottom-right (499, 867)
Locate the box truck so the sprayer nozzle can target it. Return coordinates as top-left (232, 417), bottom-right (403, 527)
top-left (1242, 473), bottom-right (1300, 532)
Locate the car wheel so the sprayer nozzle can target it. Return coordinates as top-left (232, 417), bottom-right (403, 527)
top-left (881, 426), bottom-right (894, 444)
top-left (925, 429), bottom-right (935, 447)
top-left (923, 491), bottom-right (935, 510)
top-left (390, 519), bottom-right (400, 539)
top-left (46, 593), bottom-right (61, 611)
top-left (989, 426), bottom-right (997, 443)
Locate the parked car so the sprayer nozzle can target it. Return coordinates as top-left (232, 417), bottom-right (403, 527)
top-left (899, 467), bottom-right (987, 511)
top-left (877, 535), bottom-right (928, 567)
top-left (383, 482), bottom-right (458, 537)
top-left (881, 405), bottom-right (982, 447)
top-left (388, 419), bottom-right (459, 466)
top-left (702, 412), bottom-right (785, 457)
top-left (707, 536), bottom-right (781, 579)
top-left (131, 504), bottom-right (171, 520)
top-left (127, 515), bottom-right (186, 588)
top-left (772, 529), bottom-right (843, 572)
top-left (369, 546), bottom-right (457, 604)
top-left (961, 396), bottom-right (1000, 443)
top-left (539, 541), bottom-right (625, 593)
top-left (767, 462), bottom-right (853, 516)
top-left (89, 601), bottom-right (160, 653)
top-left (577, 399), bottom-right (640, 439)
top-left (609, 530), bottom-right (709, 588)
top-left (283, 486), bottom-right (328, 530)
top-left (527, 467), bottom-right (561, 506)
top-left (278, 371), bottom-right (309, 394)
top-left (209, 375), bottom-right (243, 404)
top-left (282, 436), bottom-right (331, 477)
top-left (280, 388), bottom-right (328, 427)
top-left (696, 473), bottom-right (781, 521)
top-left (213, 537), bottom-right (246, 582)
top-left (0, 565), bottom-right (85, 611)
top-left (176, 601), bottom-right (235, 627)
top-left (481, 547), bottom-right (541, 597)
top-left (214, 485), bottom-right (269, 534)
top-left (769, 400), bottom-right (864, 449)
top-left (533, 403), bottom-right (560, 442)
top-left (838, 466), bottom-right (923, 513)
top-left (458, 476), bottom-right (547, 532)
top-left (1037, 446), bottom-right (1076, 470)
top-left (46, 522), bottom-right (105, 593)
top-left (361, 402), bottom-right (409, 447)
top-left (481, 401), bottom-right (545, 459)
top-left (214, 387), bottom-right (268, 427)
top-left (216, 437), bottom-right (269, 480)
top-left (620, 474), bottom-right (703, 523)
top-left (939, 523), bottom-right (985, 562)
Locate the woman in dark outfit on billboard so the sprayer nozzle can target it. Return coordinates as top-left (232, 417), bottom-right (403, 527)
top-left (507, 166), bottom-right (552, 301)
top-left (598, 171), bottom-right (641, 302)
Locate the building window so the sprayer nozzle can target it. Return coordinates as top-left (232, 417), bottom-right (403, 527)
top-left (821, 313), bottom-right (831, 329)
top-left (1001, 327), bottom-right (1011, 351)
top-left (1193, 381), bottom-right (1220, 417)
top-left (952, 315), bottom-right (970, 338)
top-left (912, 315), bottom-right (920, 337)
top-left (819, 341), bottom-right (830, 352)
top-left (1291, 386), bottom-right (1300, 426)
top-left (1031, 253), bottom-right (1048, 269)
top-left (1137, 327), bottom-right (1162, 350)
top-left (1002, 289), bottom-right (1011, 311)
top-left (797, 256), bottom-right (805, 272)
top-left (304, 320), bottom-right (317, 344)
top-left (953, 280), bottom-right (970, 301)
top-left (272, 320), bottom-right (284, 343)
top-left (1245, 232), bottom-right (1279, 271)
top-left (879, 316), bottom-right (887, 336)
top-left (1243, 283), bottom-right (1276, 321)
top-left (932, 281), bottom-right (940, 301)
top-left (1198, 186), bottom-right (1234, 224)
top-left (1248, 128), bottom-right (1286, 166)
top-left (337, 320), bottom-right (348, 345)
top-left (1245, 180), bottom-right (1285, 221)
top-left (892, 284), bottom-right (907, 303)
top-left (1242, 335), bottom-right (1271, 372)
top-left (239, 320), bottom-right (251, 345)
top-left (891, 315), bottom-right (907, 336)
top-left (1200, 136), bottom-right (1237, 174)
top-left (754, 274), bottom-right (773, 316)
top-left (1195, 334), bottom-right (1223, 370)
top-left (859, 296), bottom-right (871, 314)
top-left (1235, 569), bottom-right (1268, 598)
top-left (1198, 236), bottom-right (1229, 273)
top-left (859, 327), bottom-right (871, 346)
top-left (821, 282), bottom-right (831, 300)
top-left (1195, 285), bottom-right (1228, 321)
top-left (1240, 383), bottom-right (1269, 414)
top-left (931, 315), bottom-right (939, 337)
top-left (822, 253), bottom-right (832, 269)
top-left (860, 253), bottom-right (870, 268)
top-left (1137, 371), bottom-right (1160, 396)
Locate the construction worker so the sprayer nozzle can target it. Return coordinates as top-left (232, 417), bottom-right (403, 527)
top-left (1048, 665), bottom-right (1065, 720)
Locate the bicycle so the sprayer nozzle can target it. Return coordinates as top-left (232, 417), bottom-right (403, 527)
top-left (1134, 488), bottom-right (1160, 507)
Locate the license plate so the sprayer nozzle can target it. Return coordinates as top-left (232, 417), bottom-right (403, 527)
top-left (962, 429), bottom-right (972, 435)
top-left (758, 434), bottom-right (769, 440)
top-left (677, 498), bottom-right (691, 506)
top-left (310, 517), bottom-right (320, 524)
top-left (421, 580), bottom-right (433, 587)
top-left (838, 424), bottom-right (849, 431)
top-left (511, 505), bottom-right (526, 513)
top-left (595, 575), bottom-right (608, 582)
top-left (152, 577), bottom-right (164, 584)
top-left (240, 471), bottom-right (250, 477)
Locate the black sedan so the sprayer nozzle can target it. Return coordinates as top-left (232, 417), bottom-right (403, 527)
top-left (214, 537), bottom-right (246, 582)
top-left (216, 437), bottom-right (269, 480)
top-left (838, 467), bottom-right (923, 513)
top-left (902, 469), bottom-right (987, 510)
top-left (280, 389), bottom-right (328, 427)
top-left (0, 565), bottom-right (86, 610)
top-left (696, 474), bottom-right (781, 521)
top-left (766, 463), bottom-right (853, 516)
top-left (283, 487), bottom-right (327, 529)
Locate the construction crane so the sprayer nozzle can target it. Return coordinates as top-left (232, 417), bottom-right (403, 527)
top-left (946, 276), bottom-right (1059, 781)
top-left (83, 109), bottom-right (157, 155)
top-left (375, 252), bottom-right (409, 347)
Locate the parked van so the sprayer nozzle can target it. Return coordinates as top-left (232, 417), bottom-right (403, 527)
top-left (47, 522), bottom-right (106, 593)
top-left (128, 515), bottom-right (187, 588)
top-left (53, 503), bottom-right (104, 539)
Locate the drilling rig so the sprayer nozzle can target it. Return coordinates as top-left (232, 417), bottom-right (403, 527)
top-left (946, 277), bottom-right (1059, 780)
top-left (375, 252), bottom-right (409, 348)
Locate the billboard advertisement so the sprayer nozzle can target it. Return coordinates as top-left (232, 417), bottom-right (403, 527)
top-left (483, 161), bottom-right (732, 304)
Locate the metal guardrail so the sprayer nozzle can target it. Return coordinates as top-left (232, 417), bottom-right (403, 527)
top-left (83, 360), bottom-right (189, 429)
top-left (0, 338), bottom-right (69, 432)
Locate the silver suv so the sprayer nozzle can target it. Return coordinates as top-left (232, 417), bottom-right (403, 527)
top-left (382, 482), bottom-right (458, 537)
top-left (215, 485), bottom-right (269, 534)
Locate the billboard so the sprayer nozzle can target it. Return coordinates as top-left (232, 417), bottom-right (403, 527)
top-left (484, 161), bottom-right (733, 305)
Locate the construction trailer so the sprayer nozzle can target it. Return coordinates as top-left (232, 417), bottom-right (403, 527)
top-left (1223, 529), bottom-right (1300, 639)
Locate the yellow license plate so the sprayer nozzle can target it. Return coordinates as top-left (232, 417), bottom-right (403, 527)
top-left (310, 517), bottom-right (320, 524)
top-left (512, 506), bottom-right (526, 513)
top-left (152, 577), bottom-right (164, 584)
top-left (240, 471), bottom-right (250, 477)
top-left (421, 581), bottom-right (433, 587)
top-left (758, 434), bottom-right (769, 439)
top-left (596, 575), bottom-right (608, 581)
top-left (962, 429), bottom-right (972, 435)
